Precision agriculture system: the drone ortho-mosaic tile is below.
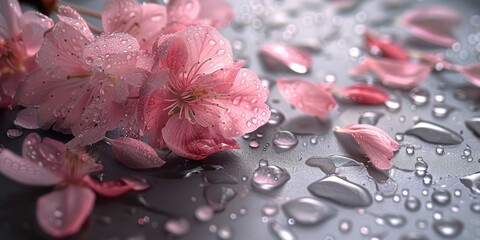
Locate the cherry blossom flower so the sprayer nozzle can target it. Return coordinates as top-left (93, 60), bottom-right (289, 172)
top-left (258, 43), bottom-right (312, 74)
top-left (277, 78), bottom-right (336, 120)
top-left (0, 0), bottom-right (54, 107)
top-left (16, 5), bottom-right (150, 146)
top-left (0, 133), bottom-right (148, 238)
top-left (350, 56), bottom-right (431, 90)
top-left (364, 30), bottom-right (409, 61)
top-left (138, 25), bottom-right (270, 160)
top-left (334, 124), bottom-right (399, 170)
top-left (401, 5), bottom-right (462, 47)
top-left (101, 0), bottom-right (234, 50)
top-left (337, 84), bottom-right (389, 105)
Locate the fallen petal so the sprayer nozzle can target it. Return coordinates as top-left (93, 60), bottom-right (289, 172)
top-left (259, 43), bottom-right (312, 74)
top-left (14, 108), bottom-right (40, 129)
top-left (457, 63), bottom-right (480, 87)
top-left (36, 185), bottom-right (95, 238)
top-left (337, 84), bottom-right (389, 105)
top-left (364, 30), bottom-right (409, 61)
top-left (82, 175), bottom-right (134, 197)
top-left (106, 137), bottom-right (166, 169)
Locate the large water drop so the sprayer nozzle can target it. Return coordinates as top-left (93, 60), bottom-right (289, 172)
top-left (281, 197), bottom-right (337, 225)
top-left (307, 175), bottom-right (372, 207)
top-left (404, 121), bottom-right (463, 145)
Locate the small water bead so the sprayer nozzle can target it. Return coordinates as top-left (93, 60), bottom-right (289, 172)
top-left (451, 205), bottom-right (459, 212)
top-left (422, 190), bottom-right (429, 196)
top-left (6, 129), bottom-right (23, 139)
top-left (471, 202), bottom-right (480, 213)
top-left (382, 214), bottom-right (407, 228)
top-left (358, 111), bottom-right (384, 125)
top-left (433, 212), bottom-right (443, 220)
top-left (249, 139), bottom-right (260, 148)
top-left (385, 97), bottom-right (401, 112)
top-left (432, 217), bottom-right (464, 238)
top-left (405, 196), bottom-right (421, 212)
top-left (239, 208), bottom-right (247, 215)
top-left (432, 104), bottom-right (454, 119)
top-left (374, 193), bottom-right (384, 202)
top-left (360, 226), bottom-right (370, 235)
top-left (416, 220), bottom-right (428, 229)
top-left (453, 189), bottom-right (461, 197)
top-left (339, 220), bottom-right (352, 233)
top-left (217, 226), bottom-right (234, 240)
top-left (164, 217), bottom-right (190, 236)
top-left (230, 213), bottom-right (237, 220)
top-left (406, 145), bottom-right (415, 155)
top-left (324, 74), bottom-right (336, 83)
top-left (426, 201), bottom-right (434, 210)
top-left (395, 133), bottom-right (404, 141)
top-left (423, 174), bottom-right (433, 186)
top-left (434, 94), bottom-right (445, 103)
top-left (431, 189), bottom-right (452, 206)
top-left (209, 224), bottom-right (217, 233)
top-left (242, 134), bottom-right (251, 139)
top-left (436, 146), bottom-right (445, 155)
top-left (268, 109), bottom-right (285, 126)
top-left (262, 202), bottom-right (279, 216)
top-left (269, 221), bottom-right (297, 240)
top-left (252, 164), bottom-right (291, 191)
top-left (399, 115), bottom-right (406, 123)
top-left (415, 159), bottom-right (428, 177)
top-left (349, 47), bottom-right (361, 58)
top-left (272, 131), bottom-right (298, 149)
top-left (195, 205), bottom-right (214, 222)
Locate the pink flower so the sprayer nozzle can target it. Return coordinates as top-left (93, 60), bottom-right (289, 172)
top-left (101, 0), bottom-right (234, 50)
top-left (334, 124), bottom-right (399, 170)
top-left (350, 56), bottom-right (431, 90)
top-left (138, 25), bottom-right (270, 160)
top-left (337, 84), bottom-right (389, 105)
top-left (0, 0), bottom-right (54, 107)
top-left (401, 5), bottom-right (462, 47)
top-left (364, 30), bottom-right (409, 61)
top-left (277, 78), bottom-right (336, 120)
top-left (16, 6), bottom-right (150, 146)
top-left (0, 133), bottom-right (148, 238)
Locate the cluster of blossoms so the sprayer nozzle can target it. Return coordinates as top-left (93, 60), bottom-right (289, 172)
top-left (0, 0), bottom-right (271, 237)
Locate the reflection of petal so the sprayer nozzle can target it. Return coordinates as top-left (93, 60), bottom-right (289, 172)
top-left (364, 31), bottom-right (408, 61)
top-left (277, 78), bottom-right (336, 120)
top-left (259, 43), bottom-right (312, 74)
top-left (107, 137), bottom-right (165, 169)
top-left (402, 5), bottom-right (461, 47)
top-left (36, 185), bottom-right (95, 238)
top-left (458, 64), bottom-right (480, 87)
top-left (338, 84), bottom-right (389, 105)
top-left (82, 175), bottom-right (134, 197)
top-left (353, 57), bottom-right (431, 90)
top-left (335, 124), bottom-right (399, 170)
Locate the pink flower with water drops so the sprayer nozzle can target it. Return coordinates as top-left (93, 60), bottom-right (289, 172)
top-left (277, 78), bottom-right (336, 120)
top-left (0, 133), bottom-right (148, 238)
top-left (15, 5), bottom-right (151, 146)
top-left (138, 25), bottom-right (270, 160)
top-left (334, 124), bottom-right (399, 170)
top-left (401, 5), bottom-right (462, 47)
top-left (350, 56), bottom-right (431, 90)
top-left (0, 0), bottom-right (54, 107)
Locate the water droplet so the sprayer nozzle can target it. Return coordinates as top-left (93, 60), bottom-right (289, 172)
top-left (202, 172), bottom-right (238, 184)
top-left (339, 219), bottom-right (352, 233)
top-left (195, 205), bottom-right (214, 222)
top-left (432, 104), bottom-right (454, 119)
top-left (399, 232), bottom-right (430, 240)
top-left (406, 145), bottom-right (415, 155)
top-left (465, 117), bottom-right (480, 137)
top-left (431, 189), bottom-right (451, 206)
top-left (252, 164), bottom-right (291, 191)
top-left (272, 131), bottom-right (298, 149)
top-left (6, 129), bottom-right (23, 138)
top-left (262, 202), bottom-right (279, 216)
top-left (423, 173), bottom-right (433, 185)
top-left (409, 87), bottom-right (430, 105)
top-left (249, 139), bottom-right (260, 148)
top-left (269, 221), bottom-right (297, 240)
top-left (460, 172), bottom-right (480, 195)
top-left (281, 197), bottom-right (337, 225)
top-left (217, 226), bottom-right (234, 239)
top-left (470, 202), bottom-right (480, 213)
top-left (435, 146), bottom-right (444, 155)
top-left (85, 56), bottom-right (93, 64)
top-left (405, 121), bottom-right (463, 145)
top-left (308, 175), bottom-right (372, 207)
top-left (358, 111), bottom-right (384, 125)
top-left (385, 96), bottom-right (401, 112)
top-left (381, 214), bottom-right (407, 228)
top-left (415, 159), bottom-right (428, 177)
top-left (203, 185), bottom-right (237, 211)
top-left (268, 109), bottom-right (285, 125)
top-left (405, 196), bottom-right (421, 212)
top-left (164, 217), bottom-right (190, 236)
top-left (432, 217), bottom-right (464, 238)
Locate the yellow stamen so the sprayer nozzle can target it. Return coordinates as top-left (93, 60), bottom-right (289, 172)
top-left (67, 73), bottom-right (93, 80)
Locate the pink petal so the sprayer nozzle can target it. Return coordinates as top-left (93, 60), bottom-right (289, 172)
top-left (191, 67), bottom-right (271, 137)
top-left (167, 0), bottom-right (201, 24)
top-left (335, 124), bottom-right (399, 170)
top-left (337, 84), bottom-right (389, 105)
top-left (137, 70), bottom-right (171, 149)
top-left (0, 0), bottom-right (22, 39)
top-left (82, 32), bottom-right (140, 76)
top-left (135, 3), bottom-right (168, 49)
top-left (36, 19), bottom-right (91, 79)
top-left (151, 33), bottom-right (188, 74)
top-left (277, 78), bottom-right (336, 120)
top-left (0, 148), bottom-right (62, 186)
top-left (162, 117), bottom-right (240, 160)
top-left (18, 11), bottom-right (54, 56)
top-left (36, 185), bottom-right (95, 238)
top-left (259, 43), bottom-right (312, 74)
top-left (106, 137), bottom-right (166, 169)
top-left (402, 5), bottom-right (461, 47)
top-left (458, 64), bottom-right (480, 87)
top-left (102, 0), bottom-right (140, 33)
top-left (82, 175), bottom-right (134, 197)
top-left (56, 5), bottom-right (94, 42)
top-left (364, 30), bottom-right (408, 61)
top-left (15, 107), bottom-right (40, 129)
top-left (121, 176), bottom-right (151, 191)
top-left (330, 0), bottom-right (360, 11)
top-left (197, 0), bottom-right (235, 29)
top-left (360, 57), bottom-right (431, 90)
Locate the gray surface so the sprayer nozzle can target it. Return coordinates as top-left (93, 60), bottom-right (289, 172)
top-left (1, 0), bottom-right (480, 239)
